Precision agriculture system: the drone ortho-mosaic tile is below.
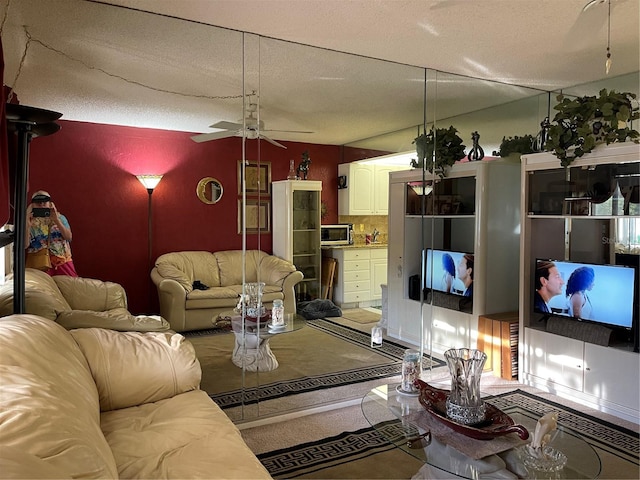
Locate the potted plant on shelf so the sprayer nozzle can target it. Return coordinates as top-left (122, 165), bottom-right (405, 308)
top-left (545, 89), bottom-right (640, 167)
top-left (411, 126), bottom-right (466, 177)
top-left (494, 134), bottom-right (536, 160)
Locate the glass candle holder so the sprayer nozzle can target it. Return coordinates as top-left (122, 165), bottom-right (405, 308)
top-left (370, 326), bottom-right (383, 348)
top-left (400, 349), bottom-right (421, 394)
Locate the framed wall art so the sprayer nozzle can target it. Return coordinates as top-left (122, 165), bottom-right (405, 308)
top-left (238, 199), bottom-right (271, 233)
top-left (238, 160), bottom-right (271, 195)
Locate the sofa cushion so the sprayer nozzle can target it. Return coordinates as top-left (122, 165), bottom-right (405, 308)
top-left (71, 328), bottom-right (201, 411)
top-left (54, 275), bottom-right (128, 311)
top-left (0, 315), bottom-right (118, 478)
top-left (0, 269), bottom-right (71, 320)
top-left (156, 251), bottom-right (221, 291)
top-left (215, 249), bottom-right (262, 285)
top-left (57, 308), bottom-right (170, 332)
top-left (101, 389), bottom-right (271, 479)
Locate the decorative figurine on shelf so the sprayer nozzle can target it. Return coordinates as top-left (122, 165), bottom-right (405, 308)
top-left (467, 131), bottom-right (485, 161)
top-left (533, 116), bottom-right (551, 152)
top-left (297, 150), bottom-right (311, 180)
top-left (287, 159), bottom-right (299, 180)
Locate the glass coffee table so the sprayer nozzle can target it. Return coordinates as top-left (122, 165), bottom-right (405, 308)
top-left (218, 311), bottom-right (305, 372)
top-left (361, 383), bottom-right (601, 479)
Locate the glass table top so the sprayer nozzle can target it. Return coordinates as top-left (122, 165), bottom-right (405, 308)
top-left (361, 383), bottom-right (602, 479)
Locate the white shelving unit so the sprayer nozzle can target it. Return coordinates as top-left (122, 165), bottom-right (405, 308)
top-left (387, 160), bottom-right (521, 353)
top-left (519, 143), bottom-right (640, 423)
top-left (272, 180), bottom-right (322, 302)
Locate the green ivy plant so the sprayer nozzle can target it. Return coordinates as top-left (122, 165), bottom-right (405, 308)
top-left (546, 89), bottom-right (639, 167)
top-left (411, 126), bottom-right (466, 177)
top-left (495, 134), bottom-right (536, 158)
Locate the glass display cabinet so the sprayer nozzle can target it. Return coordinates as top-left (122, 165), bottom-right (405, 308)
top-left (272, 180), bottom-right (322, 302)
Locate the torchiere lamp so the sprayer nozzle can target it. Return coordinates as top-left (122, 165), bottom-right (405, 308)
top-left (137, 175), bottom-right (163, 267)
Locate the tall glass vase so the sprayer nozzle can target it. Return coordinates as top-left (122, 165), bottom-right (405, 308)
top-left (244, 282), bottom-right (265, 318)
top-left (444, 348), bottom-right (487, 425)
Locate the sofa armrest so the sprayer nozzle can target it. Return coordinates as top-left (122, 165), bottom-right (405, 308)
top-left (70, 328), bottom-right (201, 412)
top-left (53, 275), bottom-right (127, 311)
top-left (282, 270), bottom-right (304, 314)
top-left (56, 309), bottom-right (170, 332)
top-left (151, 269), bottom-right (189, 332)
top-left (258, 255), bottom-right (298, 287)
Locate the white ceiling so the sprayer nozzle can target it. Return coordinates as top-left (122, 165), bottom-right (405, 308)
top-left (2, 0), bottom-right (639, 151)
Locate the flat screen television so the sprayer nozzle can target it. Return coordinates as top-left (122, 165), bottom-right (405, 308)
top-left (533, 258), bottom-right (637, 330)
top-left (423, 248), bottom-right (474, 297)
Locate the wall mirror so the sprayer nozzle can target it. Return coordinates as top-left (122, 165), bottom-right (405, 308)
top-left (196, 177), bottom-right (224, 204)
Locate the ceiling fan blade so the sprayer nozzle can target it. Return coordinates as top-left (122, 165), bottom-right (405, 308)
top-left (259, 135), bottom-right (287, 149)
top-left (209, 120), bottom-right (242, 130)
top-left (191, 130), bottom-right (238, 143)
top-left (263, 129), bottom-right (315, 134)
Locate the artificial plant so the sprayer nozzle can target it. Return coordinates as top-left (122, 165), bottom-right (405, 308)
top-left (495, 134), bottom-right (536, 158)
top-left (411, 126), bottom-right (466, 176)
top-left (546, 89), bottom-right (639, 167)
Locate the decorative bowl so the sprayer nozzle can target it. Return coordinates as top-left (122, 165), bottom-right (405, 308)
top-left (415, 379), bottom-right (529, 441)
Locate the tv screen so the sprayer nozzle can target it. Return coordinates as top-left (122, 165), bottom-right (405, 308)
top-left (534, 258), bottom-right (636, 329)
top-left (423, 249), bottom-right (474, 297)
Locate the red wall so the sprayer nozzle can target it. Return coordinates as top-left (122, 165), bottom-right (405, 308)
top-left (26, 120), bottom-right (349, 314)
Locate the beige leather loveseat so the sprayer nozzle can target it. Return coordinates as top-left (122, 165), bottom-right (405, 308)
top-left (0, 268), bottom-right (169, 332)
top-left (151, 250), bottom-right (303, 332)
top-left (0, 314), bottom-right (271, 479)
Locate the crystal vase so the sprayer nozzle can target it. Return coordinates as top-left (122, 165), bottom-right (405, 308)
top-left (444, 348), bottom-right (487, 425)
top-left (244, 282), bottom-right (265, 318)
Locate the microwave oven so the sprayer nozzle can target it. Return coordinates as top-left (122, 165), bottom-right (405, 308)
top-left (320, 224), bottom-right (353, 246)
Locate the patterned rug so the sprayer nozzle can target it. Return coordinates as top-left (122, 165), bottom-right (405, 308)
top-left (257, 389), bottom-right (640, 479)
top-left (205, 318), bottom-right (445, 409)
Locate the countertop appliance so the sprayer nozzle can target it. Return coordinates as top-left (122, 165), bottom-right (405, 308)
top-left (321, 224), bottom-right (353, 246)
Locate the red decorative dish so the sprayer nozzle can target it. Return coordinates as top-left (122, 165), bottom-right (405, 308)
top-left (415, 379), bottom-right (529, 441)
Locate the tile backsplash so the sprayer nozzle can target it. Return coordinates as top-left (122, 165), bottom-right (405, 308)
top-left (338, 215), bottom-right (389, 245)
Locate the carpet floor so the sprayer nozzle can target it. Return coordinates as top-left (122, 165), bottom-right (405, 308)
top-left (186, 316), bottom-right (445, 415)
top-left (245, 385), bottom-right (640, 479)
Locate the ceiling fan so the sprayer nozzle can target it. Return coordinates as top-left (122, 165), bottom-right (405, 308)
top-left (190, 102), bottom-right (313, 149)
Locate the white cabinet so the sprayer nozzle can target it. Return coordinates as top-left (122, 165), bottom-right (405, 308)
top-left (523, 328), bottom-right (640, 422)
top-left (524, 328), bottom-right (584, 392)
top-left (272, 180), bottom-right (322, 302)
top-left (338, 163), bottom-right (408, 215)
top-left (325, 247), bottom-right (388, 308)
top-left (370, 249), bottom-right (388, 301)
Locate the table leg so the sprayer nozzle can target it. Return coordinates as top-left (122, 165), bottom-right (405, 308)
top-left (232, 332), bottom-right (279, 371)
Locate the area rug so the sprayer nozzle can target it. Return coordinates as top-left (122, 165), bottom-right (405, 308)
top-left (186, 318), bottom-right (444, 410)
top-left (340, 308), bottom-right (382, 324)
top-left (255, 389), bottom-right (640, 479)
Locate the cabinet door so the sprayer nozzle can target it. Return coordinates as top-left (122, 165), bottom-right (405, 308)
top-left (584, 343), bottom-right (640, 412)
top-left (525, 328), bottom-right (584, 391)
top-left (370, 249), bottom-right (388, 300)
top-left (338, 163), bottom-right (374, 215)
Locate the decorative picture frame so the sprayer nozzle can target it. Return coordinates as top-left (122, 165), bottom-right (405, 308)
top-left (238, 199), bottom-right (271, 233)
top-left (238, 160), bottom-right (271, 195)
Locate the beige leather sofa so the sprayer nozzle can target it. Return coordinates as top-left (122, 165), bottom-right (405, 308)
top-left (0, 268), bottom-right (169, 332)
top-left (0, 314), bottom-right (271, 479)
top-left (151, 250), bottom-right (303, 332)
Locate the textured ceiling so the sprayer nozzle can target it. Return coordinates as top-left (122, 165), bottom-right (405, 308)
top-left (2, 0), bottom-right (639, 151)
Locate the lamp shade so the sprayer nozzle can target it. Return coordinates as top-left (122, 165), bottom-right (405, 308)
top-left (137, 175), bottom-right (163, 190)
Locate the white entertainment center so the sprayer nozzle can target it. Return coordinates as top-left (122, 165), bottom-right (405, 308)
top-left (519, 143), bottom-right (640, 423)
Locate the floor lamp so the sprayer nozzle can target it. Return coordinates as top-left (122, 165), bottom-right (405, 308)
top-left (137, 174), bottom-right (163, 272)
top-left (6, 104), bottom-right (62, 314)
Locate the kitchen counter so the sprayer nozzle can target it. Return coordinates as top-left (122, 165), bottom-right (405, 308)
top-left (321, 243), bottom-right (387, 250)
